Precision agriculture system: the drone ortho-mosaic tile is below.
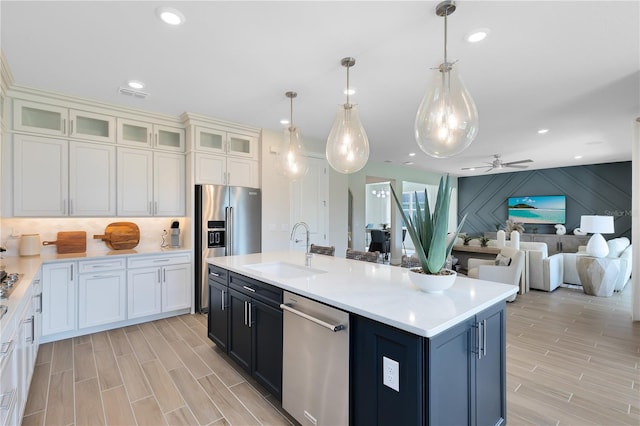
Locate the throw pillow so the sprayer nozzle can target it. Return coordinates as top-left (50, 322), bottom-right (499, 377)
top-left (495, 254), bottom-right (511, 266)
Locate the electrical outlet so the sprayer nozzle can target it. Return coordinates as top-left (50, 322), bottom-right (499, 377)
top-left (383, 356), bottom-right (399, 392)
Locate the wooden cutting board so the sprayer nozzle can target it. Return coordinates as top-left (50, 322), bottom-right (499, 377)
top-left (93, 222), bottom-right (140, 250)
top-left (42, 231), bottom-right (87, 254)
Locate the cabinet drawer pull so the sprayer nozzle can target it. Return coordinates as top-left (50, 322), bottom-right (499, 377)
top-left (242, 285), bottom-right (255, 293)
top-left (90, 263), bottom-right (119, 269)
top-left (248, 301), bottom-right (252, 328)
top-left (0, 340), bottom-right (14, 358)
top-left (0, 389), bottom-right (16, 411)
top-left (36, 293), bottom-right (43, 313)
top-left (23, 316), bottom-right (34, 344)
top-left (70, 264), bottom-right (74, 281)
top-left (209, 271), bottom-right (220, 277)
top-left (90, 274), bottom-right (118, 279)
top-left (153, 259), bottom-right (171, 263)
top-left (221, 289), bottom-right (226, 311)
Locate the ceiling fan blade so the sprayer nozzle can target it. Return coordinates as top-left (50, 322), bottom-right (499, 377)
top-left (506, 164), bottom-right (529, 169)
top-left (504, 159), bottom-right (533, 166)
top-left (484, 167), bottom-right (496, 173)
top-left (461, 164), bottom-right (492, 170)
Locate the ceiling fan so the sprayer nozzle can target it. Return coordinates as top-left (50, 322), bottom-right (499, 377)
top-left (461, 154), bottom-right (533, 172)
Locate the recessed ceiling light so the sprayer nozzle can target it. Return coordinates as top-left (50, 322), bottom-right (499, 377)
top-left (403, 161), bottom-right (414, 166)
top-left (468, 167), bottom-right (476, 171)
top-left (127, 80), bottom-right (145, 90)
top-left (537, 128), bottom-right (549, 134)
top-left (280, 119), bottom-right (289, 125)
top-left (156, 7), bottom-right (185, 25)
top-left (409, 152), bottom-right (416, 157)
top-left (574, 155), bottom-right (583, 160)
top-left (466, 28), bottom-right (490, 43)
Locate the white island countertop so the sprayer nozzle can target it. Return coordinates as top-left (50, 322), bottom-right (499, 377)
top-left (207, 251), bottom-right (518, 338)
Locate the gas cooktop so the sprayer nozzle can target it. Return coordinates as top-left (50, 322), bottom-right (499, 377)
top-left (0, 272), bottom-right (22, 299)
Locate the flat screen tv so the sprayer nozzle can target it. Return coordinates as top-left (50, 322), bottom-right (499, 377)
top-left (508, 195), bottom-right (566, 224)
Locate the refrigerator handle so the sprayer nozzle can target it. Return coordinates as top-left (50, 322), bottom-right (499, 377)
top-left (228, 206), bottom-right (234, 255)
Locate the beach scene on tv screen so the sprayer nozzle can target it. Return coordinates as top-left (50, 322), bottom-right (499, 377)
top-left (508, 195), bottom-right (566, 224)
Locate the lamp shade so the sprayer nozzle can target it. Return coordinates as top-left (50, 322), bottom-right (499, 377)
top-left (580, 215), bottom-right (614, 258)
top-left (580, 215), bottom-right (614, 234)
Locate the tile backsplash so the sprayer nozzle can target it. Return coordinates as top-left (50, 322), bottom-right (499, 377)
top-left (1, 217), bottom-right (188, 256)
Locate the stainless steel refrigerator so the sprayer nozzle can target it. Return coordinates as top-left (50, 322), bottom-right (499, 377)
top-left (195, 184), bottom-right (261, 313)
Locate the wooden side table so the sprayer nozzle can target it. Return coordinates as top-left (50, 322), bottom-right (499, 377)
top-left (576, 256), bottom-right (620, 297)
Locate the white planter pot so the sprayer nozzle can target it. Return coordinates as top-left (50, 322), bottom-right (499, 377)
top-left (408, 268), bottom-right (456, 293)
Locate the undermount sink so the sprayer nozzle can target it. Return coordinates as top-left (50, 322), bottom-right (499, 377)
top-left (244, 261), bottom-right (327, 279)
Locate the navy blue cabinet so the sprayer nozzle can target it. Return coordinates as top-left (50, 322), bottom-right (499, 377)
top-left (227, 273), bottom-right (283, 401)
top-left (428, 301), bottom-right (506, 426)
top-left (352, 302), bottom-right (506, 426)
top-left (351, 315), bottom-right (424, 425)
top-left (207, 264), bottom-right (229, 351)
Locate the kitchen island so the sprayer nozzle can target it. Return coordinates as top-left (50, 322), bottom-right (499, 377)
top-left (207, 251), bottom-right (517, 426)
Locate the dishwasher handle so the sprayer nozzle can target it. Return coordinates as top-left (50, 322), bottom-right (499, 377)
top-left (280, 303), bottom-right (345, 332)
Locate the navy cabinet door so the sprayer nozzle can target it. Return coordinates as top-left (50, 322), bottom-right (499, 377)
top-left (208, 280), bottom-right (228, 352)
top-left (228, 288), bottom-right (252, 373)
top-left (351, 315), bottom-right (423, 425)
top-left (476, 302), bottom-right (506, 426)
top-left (251, 299), bottom-right (283, 401)
top-left (427, 316), bottom-right (476, 426)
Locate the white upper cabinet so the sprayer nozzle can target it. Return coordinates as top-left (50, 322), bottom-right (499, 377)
top-left (195, 126), bottom-right (258, 159)
top-left (14, 99), bottom-right (115, 143)
top-left (117, 117), bottom-right (185, 151)
top-left (117, 148), bottom-right (153, 216)
top-left (14, 135), bottom-right (116, 217)
top-left (14, 134), bottom-right (68, 216)
top-left (117, 147), bottom-right (185, 216)
top-left (154, 151), bottom-right (185, 216)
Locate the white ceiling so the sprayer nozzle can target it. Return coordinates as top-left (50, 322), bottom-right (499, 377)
top-left (2, 1), bottom-right (638, 177)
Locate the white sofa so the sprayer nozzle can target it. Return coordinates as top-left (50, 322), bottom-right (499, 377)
top-left (543, 237), bottom-right (632, 292)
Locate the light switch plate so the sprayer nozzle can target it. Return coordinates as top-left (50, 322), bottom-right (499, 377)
top-left (383, 356), bottom-right (399, 392)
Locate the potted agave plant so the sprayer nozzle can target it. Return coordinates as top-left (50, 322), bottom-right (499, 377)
top-left (390, 175), bottom-right (466, 293)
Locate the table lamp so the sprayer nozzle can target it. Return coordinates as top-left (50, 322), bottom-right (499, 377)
top-left (580, 215), bottom-right (614, 257)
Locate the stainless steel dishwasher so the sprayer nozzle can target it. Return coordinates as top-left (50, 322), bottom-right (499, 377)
top-left (281, 291), bottom-right (349, 426)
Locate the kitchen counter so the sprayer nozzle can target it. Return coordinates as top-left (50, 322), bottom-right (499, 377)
top-left (207, 251), bottom-right (517, 338)
top-left (0, 247), bottom-right (191, 335)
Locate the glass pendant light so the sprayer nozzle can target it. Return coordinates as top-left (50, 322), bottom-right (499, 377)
top-left (415, 0), bottom-right (478, 158)
top-left (326, 57), bottom-right (370, 174)
top-left (278, 91), bottom-right (308, 180)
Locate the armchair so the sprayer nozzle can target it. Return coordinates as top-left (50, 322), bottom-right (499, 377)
top-left (467, 247), bottom-right (525, 302)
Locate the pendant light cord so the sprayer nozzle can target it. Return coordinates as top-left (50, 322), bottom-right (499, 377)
top-left (443, 6), bottom-right (448, 66)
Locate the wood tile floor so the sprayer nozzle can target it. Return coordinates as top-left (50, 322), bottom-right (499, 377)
top-left (22, 285), bottom-right (639, 425)
top-left (22, 314), bottom-right (294, 426)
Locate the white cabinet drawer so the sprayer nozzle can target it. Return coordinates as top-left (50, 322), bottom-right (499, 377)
top-left (78, 258), bottom-right (126, 274)
top-left (127, 253), bottom-right (191, 269)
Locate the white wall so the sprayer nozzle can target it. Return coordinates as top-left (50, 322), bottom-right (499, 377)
top-left (260, 129), bottom-right (348, 256)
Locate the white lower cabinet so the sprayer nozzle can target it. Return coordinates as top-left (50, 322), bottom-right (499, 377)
top-left (78, 259), bottom-right (126, 328)
top-left (127, 267), bottom-right (163, 319)
top-left (42, 262), bottom-right (76, 336)
top-left (128, 253), bottom-right (192, 319)
top-left (40, 252), bottom-right (191, 343)
top-left (0, 273), bottom-right (40, 426)
top-left (162, 264), bottom-right (191, 312)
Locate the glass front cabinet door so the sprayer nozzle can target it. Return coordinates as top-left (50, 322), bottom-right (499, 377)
top-left (14, 100), bottom-right (115, 143)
